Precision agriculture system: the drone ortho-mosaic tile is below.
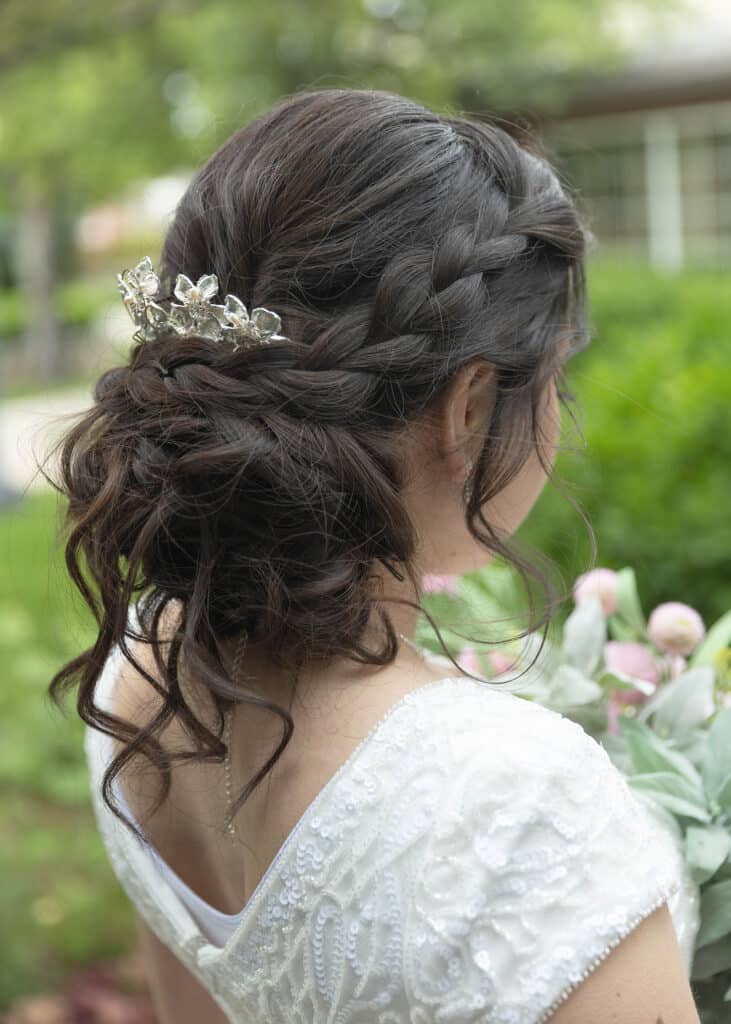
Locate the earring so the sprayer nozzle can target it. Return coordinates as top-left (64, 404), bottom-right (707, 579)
top-left (464, 454), bottom-right (474, 503)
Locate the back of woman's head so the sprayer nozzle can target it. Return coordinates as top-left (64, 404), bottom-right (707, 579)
top-left (46, 88), bottom-right (594, 838)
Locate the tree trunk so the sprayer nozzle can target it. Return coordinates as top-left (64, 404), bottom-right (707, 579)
top-left (14, 178), bottom-right (61, 382)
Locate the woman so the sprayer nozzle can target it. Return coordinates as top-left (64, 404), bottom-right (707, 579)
top-left (48, 89), bottom-right (698, 1022)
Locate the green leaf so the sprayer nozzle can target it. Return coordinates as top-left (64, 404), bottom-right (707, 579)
top-left (454, 599), bottom-right (505, 641)
top-left (597, 669), bottom-right (656, 696)
top-left (689, 609), bottom-right (731, 668)
top-left (606, 616), bottom-right (638, 642)
top-left (619, 716), bottom-right (705, 790)
top-left (685, 825), bottom-right (731, 886)
top-left (696, 878), bottom-right (731, 948)
top-left (626, 772), bottom-right (711, 823)
top-left (702, 708), bottom-right (731, 814)
top-left (636, 667), bottom-right (715, 743)
top-left (546, 664), bottom-right (603, 708)
top-left (614, 567), bottom-right (647, 636)
top-left (691, 934), bottom-right (731, 981)
top-left (562, 597), bottom-right (606, 676)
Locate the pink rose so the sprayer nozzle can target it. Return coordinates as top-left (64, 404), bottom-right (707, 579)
top-left (422, 574), bottom-right (460, 596)
top-left (648, 602), bottom-right (705, 656)
top-left (573, 568), bottom-right (619, 616)
top-left (488, 651), bottom-right (519, 675)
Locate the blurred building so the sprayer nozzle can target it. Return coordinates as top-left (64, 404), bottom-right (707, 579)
top-left (542, 11), bottom-right (731, 269)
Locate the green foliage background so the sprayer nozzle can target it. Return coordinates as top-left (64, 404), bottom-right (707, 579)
top-left (518, 258), bottom-right (731, 622)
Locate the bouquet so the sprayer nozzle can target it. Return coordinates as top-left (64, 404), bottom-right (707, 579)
top-left (417, 565), bottom-right (731, 1023)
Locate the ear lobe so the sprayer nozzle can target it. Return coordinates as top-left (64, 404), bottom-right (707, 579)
top-left (439, 361), bottom-right (492, 485)
top-left (465, 363), bottom-right (497, 435)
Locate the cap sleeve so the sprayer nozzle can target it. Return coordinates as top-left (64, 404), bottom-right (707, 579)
top-left (409, 696), bottom-right (684, 1024)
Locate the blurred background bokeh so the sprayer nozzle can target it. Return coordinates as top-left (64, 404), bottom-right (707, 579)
top-left (1, 0), bottom-right (730, 1019)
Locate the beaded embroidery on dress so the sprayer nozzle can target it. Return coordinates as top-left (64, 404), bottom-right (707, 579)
top-left (85, 603), bottom-right (694, 1023)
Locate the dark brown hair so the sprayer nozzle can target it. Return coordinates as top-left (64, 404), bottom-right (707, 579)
top-left (45, 88), bottom-right (595, 843)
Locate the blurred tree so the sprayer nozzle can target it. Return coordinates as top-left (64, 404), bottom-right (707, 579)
top-left (0, 0), bottom-right (685, 379)
top-left (0, 1), bottom-right (204, 377)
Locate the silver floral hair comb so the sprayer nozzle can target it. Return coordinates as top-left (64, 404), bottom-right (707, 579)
top-left (116, 256), bottom-right (287, 350)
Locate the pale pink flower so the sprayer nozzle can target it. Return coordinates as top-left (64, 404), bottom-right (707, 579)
top-left (607, 697), bottom-right (622, 736)
top-left (488, 651), bottom-right (519, 675)
top-left (573, 568), bottom-right (619, 616)
top-left (612, 684), bottom-right (656, 706)
top-left (457, 646), bottom-right (485, 678)
top-left (648, 602), bottom-right (706, 656)
top-left (604, 641), bottom-right (659, 707)
top-left (604, 641), bottom-right (660, 685)
top-left (422, 574), bottom-right (460, 596)
top-left (667, 654), bottom-right (687, 678)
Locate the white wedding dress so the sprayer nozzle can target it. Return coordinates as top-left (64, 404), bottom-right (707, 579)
top-left (84, 603), bottom-right (697, 1023)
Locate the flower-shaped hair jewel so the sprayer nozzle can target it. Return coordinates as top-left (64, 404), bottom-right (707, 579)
top-left (116, 256), bottom-right (287, 350)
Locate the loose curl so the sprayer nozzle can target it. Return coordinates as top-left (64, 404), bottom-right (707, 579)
top-left (43, 88), bottom-right (595, 844)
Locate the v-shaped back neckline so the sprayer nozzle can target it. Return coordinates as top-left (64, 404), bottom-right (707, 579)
top-left (87, 605), bottom-right (477, 966)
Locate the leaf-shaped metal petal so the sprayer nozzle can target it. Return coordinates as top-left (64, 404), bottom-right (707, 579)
top-left (223, 293), bottom-right (249, 324)
top-left (134, 256), bottom-right (155, 279)
top-left (193, 310), bottom-right (224, 341)
top-left (167, 303), bottom-right (194, 334)
top-left (116, 273), bottom-right (133, 300)
top-left (118, 292), bottom-right (141, 324)
top-left (207, 302), bottom-right (229, 327)
top-left (118, 269), bottom-right (137, 293)
top-left (138, 270), bottom-right (161, 299)
top-left (174, 274), bottom-right (196, 303)
top-left (251, 307), bottom-right (282, 337)
top-left (117, 276), bottom-right (145, 324)
top-left (196, 274), bottom-right (219, 301)
top-left (145, 302), bottom-right (170, 329)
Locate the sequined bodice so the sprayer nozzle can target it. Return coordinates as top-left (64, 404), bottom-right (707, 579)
top-left (84, 607), bottom-right (697, 1023)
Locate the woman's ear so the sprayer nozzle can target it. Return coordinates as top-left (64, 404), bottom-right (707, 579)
top-left (440, 360), bottom-right (496, 485)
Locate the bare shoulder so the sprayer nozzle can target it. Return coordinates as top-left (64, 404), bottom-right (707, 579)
top-left (134, 913), bottom-right (230, 1024)
top-left (548, 903), bottom-right (700, 1024)
top-left (112, 599), bottom-right (185, 726)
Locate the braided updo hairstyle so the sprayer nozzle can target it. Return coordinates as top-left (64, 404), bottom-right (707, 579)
top-left (46, 89), bottom-right (594, 841)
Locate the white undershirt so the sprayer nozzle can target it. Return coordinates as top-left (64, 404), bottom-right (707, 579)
top-left (109, 750), bottom-right (247, 947)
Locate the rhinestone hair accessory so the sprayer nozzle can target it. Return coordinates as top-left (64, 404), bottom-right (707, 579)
top-left (116, 256), bottom-right (287, 351)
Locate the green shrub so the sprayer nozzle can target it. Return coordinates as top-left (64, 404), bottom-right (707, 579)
top-left (518, 257), bottom-right (731, 623)
top-left (0, 277), bottom-right (110, 343)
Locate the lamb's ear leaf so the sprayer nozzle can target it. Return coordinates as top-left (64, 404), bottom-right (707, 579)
top-left (689, 610), bottom-right (731, 668)
top-left (626, 772), bottom-right (711, 824)
top-left (562, 597), bottom-right (605, 676)
top-left (685, 824), bottom-right (731, 887)
top-left (636, 667), bottom-right (715, 743)
top-left (702, 707), bottom-right (731, 815)
top-left (615, 567), bottom-right (646, 636)
top-left (696, 878), bottom-right (731, 949)
top-left (619, 714), bottom-right (704, 790)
